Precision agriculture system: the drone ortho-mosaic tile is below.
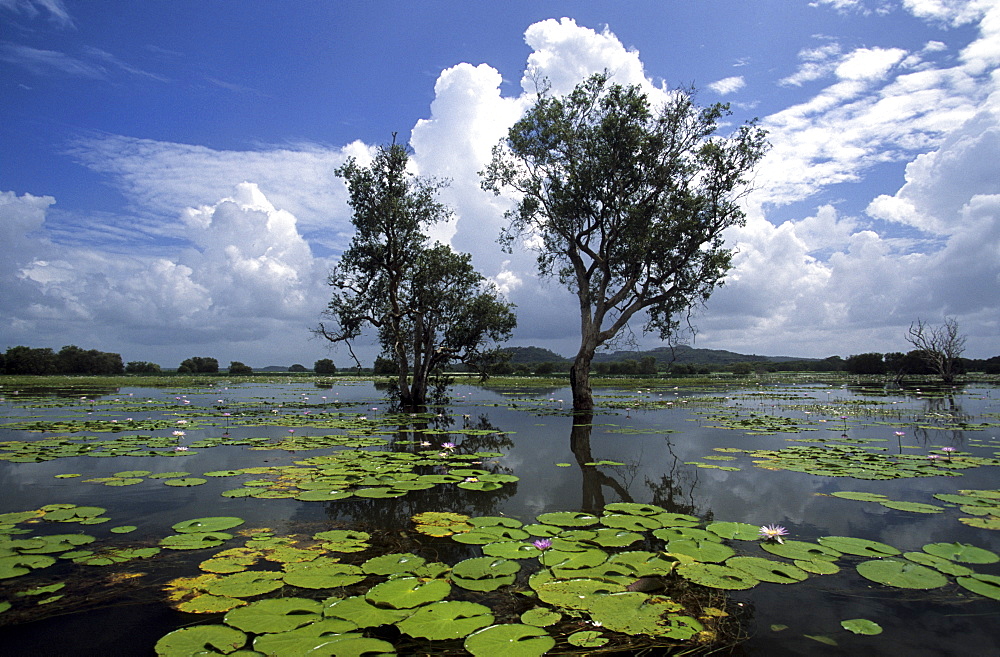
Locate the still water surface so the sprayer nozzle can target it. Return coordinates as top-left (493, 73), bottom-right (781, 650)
top-left (0, 379), bottom-right (997, 655)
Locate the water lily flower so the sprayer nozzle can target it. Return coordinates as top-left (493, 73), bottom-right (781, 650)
top-left (172, 430), bottom-right (185, 437)
top-left (533, 539), bottom-right (552, 550)
top-left (174, 446), bottom-right (189, 452)
top-left (941, 446), bottom-right (956, 453)
top-left (758, 524), bottom-right (789, 544)
top-left (463, 477), bottom-right (479, 483)
top-left (927, 454), bottom-right (940, 460)
top-left (441, 442), bottom-right (456, 450)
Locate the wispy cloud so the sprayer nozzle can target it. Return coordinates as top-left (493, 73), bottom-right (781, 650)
top-left (708, 75), bottom-right (745, 95)
top-left (0, 43), bottom-right (104, 77)
top-left (0, 0), bottom-right (74, 29)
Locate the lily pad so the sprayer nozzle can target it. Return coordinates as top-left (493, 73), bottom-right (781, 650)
top-left (520, 607), bottom-right (561, 627)
top-left (206, 570), bottom-right (284, 598)
top-left (922, 542), bottom-right (999, 564)
top-left (224, 597), bottom-right (323, 633)
top-left (160, 532), bottom-right (232, 550)
top-left (706, 521), bottom-right (761, 540)
top-left (464, 624), bottom-right (555, 657)
top-left (366, 576), bottom-right (451, 609)
top-left (955, 573), bottom-right (1000, 600)
top-left (396, 600), bottom-right (494, 640)
top-left (818, 536), bottom-right (900, 558)
top-left (283, 560), bottom-right (366, 589)
top-left (676, 563), bottom-right (759, 590)
top-left (841, 618), bottom-right (883, 635)
top-left (323, 595), bottom-right (411, 627)
top-left (362, 552), bottom-right (427, 575)
top-left (726, 557), bottom-right (808, 584)
top-left (173, 517), bottom-right (245, 534)
top-left (760, 539), bottom-right (841, 561)
top-left (154, 624), bottom-right (247, 656)
top-left (567, 630), bottom-right (609, 647)
top-left (535, 511), bottom-right (599, 527)
top-left (452, 557), bottom-right (520, 592)
top-left (856, 558), bottom-right (949, 589)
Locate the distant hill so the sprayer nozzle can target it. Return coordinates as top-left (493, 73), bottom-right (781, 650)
top-left (503, 345), bottom-right (815, 366)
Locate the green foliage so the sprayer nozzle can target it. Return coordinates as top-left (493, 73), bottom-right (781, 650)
top-left (482, 72), bottom-right (769, 409)
top-left (317, 139), bottom-right (516, 407)
top-left (313, 358), bottom-right (336, 374)
top-left (227, 361), bottom-right (253, 375)
top-left (177, 356), bottom-right (219, 373)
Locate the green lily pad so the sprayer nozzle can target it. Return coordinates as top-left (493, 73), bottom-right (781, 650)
top-left (396, 600), bottom-right (494, 640)
top-left (726, 557), bottom-right (808, 583)
top-left (535, 511), bottom-right (599, 527)
top-left (256, 630), bottom-right (393, 656)
top-left (206, 570), bottom-right (284, 598)
top-left (955, 573), bottom-right (1000, 600)
top-left (173, 517), bottom-right (245, 534)
top-left (323, 595), bottom-right (411, 627)
top-left (922, 542), bottom-right (999, 564)
top-left (43, 506), bottom-right (106, 522)
top-left (760, 539), bottom-right (841, 561)
top-left (110, 525), bottom-right (137, 534)
top-left (818, 536), bottom-right (900, 557)
top-left (519, 607), bottom-right (561, 627)
top-left (452, 557), bottom-right (520, 592)
top-left (362, 552), bottom-right (427, 576)
top-left (482, 541), bottom-right (543, 559)
top-left (366, 576), bottom-right (451, 609)
top-left (666, 539), bottom-right (735, 563)
top-left (313, 530), bottom-right (370, 553)
top-left (841, 618), bottom-right (883, 635)
top-left (163, 477), bottom-right (207, 487)
top-left (676, 563), bottom-right (759, 590)
top-left (603, 502), bottom-right (668, 516)
top-left (160, 532), bottom-right (233, 550)
top-left (532, 577), bottom-right (623, 609)
top-left (154, 624), bottom-right (247, 656)
top-left (567, 630), bottom-right (609, 647)
top-left (830, 491), bottom-right (889, 502)
top-left (224, 597), bottom-right (323, 633)
top-left (878, 500), bottom-right (944, 514)
top-left (856, 558), bottom-right (949, 589)
top-left (795, 559), bottom-right (840, 575)
top-left (588, 592), bottom-right (702, 639)
top-left (176, 593), bottom-right (247, 614)
top-left (464, 624), bottom-right (555, 657)
top-left (706, 521), bottom-right (761, 540)
top-left (283, 560), bottom-right (366, 589)
top-left (0, 554), bottom-right (56, 578)
top-left (903, 552), bottom-right (973, 576)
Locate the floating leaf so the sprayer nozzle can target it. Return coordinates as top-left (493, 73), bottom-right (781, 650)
top-left (676, 563), bottom-right (759, 590)
top-left (856, 558), bottom-right (948, 589)
top-left (567, 630), bottom-right (609, 647)
top-left (366, 576), bottom-right (451, 609)
top-left (0, 554), bottom-right (56, 579)
top-left (841, 618), bottom-right (883, 635)
top-left (173, 517), bottom-right (245, 534)
top-left (955, 573), bottom-right (1000, 600)
top-left (154, 624), bottom-right (246, 656)
top-left (706, 521), bottom-right (761, 540)
top-left (588, 592), bottom-right (701, 639)
top-left (255, 630), bottom-right (391, 657)
top-left (533, 577), bottom-right (623, 610)
top-left (464, 624), bottom-right (555, 657)
top-left (830, 491), bottom-right (889, 502)
top-left (163, 477), bottom-right (207, 487)
top-left (176, 593), bottom-right (247, 614)
top-left (727, 557), bottom-right (808, 584)
top-left (452, 557), bottom-right (520, 592)
top-left (323, 595), bottom-right (411, 627)
top-left (535, 511), bottom-right (599, 527)
top-left (396, 600), bottom-right (494, 640)
top-left (760, 539), bottom-right (841, 562)
top-left (922, 542), bottom-right (999, 564)
top-left (206, 570), bottom-right (284, 598)
top-left (879, 500), bottom-right (944, 514)
top-left (160, 532), bottom-right (232, 550)
top-left (283, 560), bottom-right (365, 589)
top-left (362, 552), bottom-right (427, 576)
top-left (666, 539), bottom-right (735, 563)
top-left (224, 597), bottom-right (323, 633)
top-left (818, 536), bottom-right (900, 558)
top-left (520, 607), bottom-right (561, 627)
top-left (903, 551), bottom-right (973, 576)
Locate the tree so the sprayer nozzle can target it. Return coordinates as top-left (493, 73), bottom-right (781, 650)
top-left (288, 364), bottom-right (308, 372)
top-left (228, 361), bottom-right (253, 375)
top-left (314, 358), bottom-right (337, 374)
top-left (845, 353), bottom-right (886, 375)
top-left (178, 357), bottom-right (219, 373)
top-left (317, 139), bottom-right (517, 408)
top-left (905, 318), bottom-right (967, 384)
top-left (482, 73), bottom-right (768, 411)
top-left (126, 361), bottom-right (161, 374)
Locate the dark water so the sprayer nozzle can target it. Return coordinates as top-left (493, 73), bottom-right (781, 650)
top-left (0, 380), bottom-right (997, 655)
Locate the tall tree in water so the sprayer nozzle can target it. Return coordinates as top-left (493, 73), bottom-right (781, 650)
top-left (482, 73), bottom-right (769, 411)
top-left (318, 139), bottom-right (516, 408)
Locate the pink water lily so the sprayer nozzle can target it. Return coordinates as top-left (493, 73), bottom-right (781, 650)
top-left (759, 524), bottom-right (789, 544)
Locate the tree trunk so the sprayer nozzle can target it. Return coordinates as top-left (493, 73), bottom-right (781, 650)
top-left (570, 348), bottom-right (595, 412)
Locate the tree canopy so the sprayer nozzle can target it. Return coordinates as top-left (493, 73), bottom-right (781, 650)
top-left (482, 73), bottom-right (769, 411)
top-left (318, 139), bottom-right (516, 408)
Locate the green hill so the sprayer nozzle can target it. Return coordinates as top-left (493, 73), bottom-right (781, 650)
top-left (503, 345), bottom-right (815, 367)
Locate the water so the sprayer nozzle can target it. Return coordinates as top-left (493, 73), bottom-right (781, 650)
top-left (0, 379), bottom-right (997, 655)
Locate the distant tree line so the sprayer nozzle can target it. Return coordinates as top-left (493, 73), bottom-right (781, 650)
top-left (0, 345), bottom-right (125, 375)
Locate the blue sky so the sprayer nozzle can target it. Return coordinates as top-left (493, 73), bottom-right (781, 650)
top-left (1, 0), bottom-right (997, 367)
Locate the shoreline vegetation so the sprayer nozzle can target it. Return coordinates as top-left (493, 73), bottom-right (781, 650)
top-left (1, 371), bottom-right (998, 392)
